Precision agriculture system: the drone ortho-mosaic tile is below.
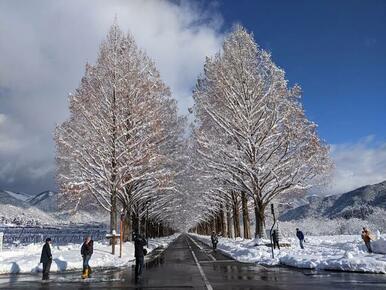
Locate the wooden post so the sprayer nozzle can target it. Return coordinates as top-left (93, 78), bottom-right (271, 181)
top-left (112, 230), bottom-right (116, 255)
top-left (111, 230), bottom-right (118, 255)
top-left (106, 232), bottom-right (118, 255)
top-left (120, 213), bottom-right (124, 258)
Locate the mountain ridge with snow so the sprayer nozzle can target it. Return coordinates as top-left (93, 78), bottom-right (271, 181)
top-left (279, 180), bottom-right (386, 221)
top-left (0, 189), bottom-right (108, 226)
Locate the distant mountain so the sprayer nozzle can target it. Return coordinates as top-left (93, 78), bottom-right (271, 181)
top-left (0, 189), bottom-right (58, 210)
top-left (28, 190), bottom-right (58, 212)
top-left (279, 180), bottom-right (386, 221)
top-left (0, 190), bottom-right (31, 207)
top-left (0, 189), bottom-right (107, 226)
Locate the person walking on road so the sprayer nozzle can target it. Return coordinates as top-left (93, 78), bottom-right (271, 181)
top-left (211, 231), bottom-right (218, 251)
top-left (133, 232), bottom-right (147, 281)
top-left (81, 236), bottom-right (94, 279)
top-left (296, 228), bottom-right (305, 249)
top-left (40, 238), bottom-right (52, 280)
top-left (361, 227), bottom-right (373, 253)
top-left (272, 229), bottom-right (280, 250)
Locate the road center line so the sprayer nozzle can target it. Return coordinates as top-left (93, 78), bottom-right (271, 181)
top-left (186, 237), bottom-right (213, 290)
top-left (188, 235), bottom-right (216, 261)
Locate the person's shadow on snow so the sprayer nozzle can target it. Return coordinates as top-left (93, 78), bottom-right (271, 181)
top-left (53, 258), bottom-right (68, 271)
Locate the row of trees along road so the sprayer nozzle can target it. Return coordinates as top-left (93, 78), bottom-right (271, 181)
top-left (55, 23), bottom-right (332, 240)
top-left (190, 25), bottom-right (333, 238)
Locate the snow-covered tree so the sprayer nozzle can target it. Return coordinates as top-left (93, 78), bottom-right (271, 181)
top-left (192, 25), bottom-right (333, 238)
top-left (55, 23), bottom-right (180, 236)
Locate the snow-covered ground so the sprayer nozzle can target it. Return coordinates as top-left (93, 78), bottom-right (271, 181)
top-left (192, 234), bottom-right (386, 274)
top-left (0, 234), bottom-right (179, 274)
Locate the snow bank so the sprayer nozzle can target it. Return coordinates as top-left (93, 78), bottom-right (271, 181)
top-left (192, 234), bottom-right (386, 274)
top-left (372, 237), bottom-right (386, 254)
top-left (0, 234), bottom-right (179, 274)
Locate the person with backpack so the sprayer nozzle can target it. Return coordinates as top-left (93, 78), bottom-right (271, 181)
top-left (296, 228), bottom-right (305, 249)
top-left (81, 236), bottom-right (94, 279)
top-left (40, 238), bottom-right (52, 280)
top-left (133, 232), bottom-right (147, 281)
top-left (211, 231), bottom-right (218, 251)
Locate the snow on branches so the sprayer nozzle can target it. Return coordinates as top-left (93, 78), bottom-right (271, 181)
top-left (192, 25), bottom-right (333, 237)
top-left (55, 23), bottom-right (183, 233)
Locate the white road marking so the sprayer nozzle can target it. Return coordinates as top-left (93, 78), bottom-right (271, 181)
top-left (188, 235), bottom-right (216, 261)
top-left (199, 260), bottom-right (236, 264)
top-left (207, 253), bottom-right (216, 261)
top-left (186, 237), bottom-right (213, 290)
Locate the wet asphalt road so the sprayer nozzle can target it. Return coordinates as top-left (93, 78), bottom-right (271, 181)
top-left (1, 234), bottom-right (386, 289)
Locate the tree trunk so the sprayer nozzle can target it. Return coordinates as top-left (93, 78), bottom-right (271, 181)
top-left (110, 86), bottom-right (118, 243)
top-left (123, 208), bottom-right (132, 241)
top-left (159, 223), bottom-right (164, 237)
top-left (140, 215), bottom-right (145, 236)
top-left (254, 201), bottom-right (266, 238)
top-left (221, 206), bottom-right (226, 236)
top-left (226, 204), bottom-right (233, 238)
top-left (216, 212), bottom-right (222, 234)
top-left (233, 199), bottom-right (241, 238)
top-left (110, 191), bottom-right (117, 235)
top-left (132, 211), bottom-right (140, 234)
top-left (109, 190), bottom-right (117, 254)
top-left (241, 191), bottom-right (251, 239)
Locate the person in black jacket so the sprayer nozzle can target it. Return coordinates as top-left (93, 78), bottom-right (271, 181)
top-left (81, 236), bottom-right (94, 279)
top-left (211, 231), bottom-right (218, 251)
top-left (133, 232), bottom-right (147, 281)
top-left (296, 228), bottom-right (305, 249)
top-left (272, 229), bottom-right (280, 250)
top-left (40, 238), bottom-right (52, 280)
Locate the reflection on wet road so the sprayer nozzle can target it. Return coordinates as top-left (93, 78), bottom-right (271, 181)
top-left (1, 234), bottom-right (386, 289)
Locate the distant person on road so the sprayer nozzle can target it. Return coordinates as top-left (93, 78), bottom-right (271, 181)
top-left (40, 237), bottom-right (52, 280)
top-left (296, 228), bottom-right (305, 249)
top-left (133, 232), bottom-right (147, 281)
top-left (361, 227), bottom-right (373, 253)
top-left (272, 229), bottom-right (280, 250)
top-left (211, 231), bottom-right (218, 251)
top-left (81, 236), bottom-right (94, 279)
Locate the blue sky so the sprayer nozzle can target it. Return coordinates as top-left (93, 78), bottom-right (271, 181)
top-left (216, 0), bottom-right (386, 145)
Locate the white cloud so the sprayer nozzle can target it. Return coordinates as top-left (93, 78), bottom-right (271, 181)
top-left (0, 0), bottom-right (224, 193)
top-left (329, 136), bottom-right (386, 194)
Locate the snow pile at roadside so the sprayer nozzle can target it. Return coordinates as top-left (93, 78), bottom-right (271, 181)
top-left (192, 234), bottom-right (386, 274)
top-left (372, 237), bottom-right (386, 254)
top-left (0, 234), bottom-right (179, 274)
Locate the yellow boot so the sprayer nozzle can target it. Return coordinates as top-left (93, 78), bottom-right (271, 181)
top-left (82, 268), bottom-right (89, 279)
